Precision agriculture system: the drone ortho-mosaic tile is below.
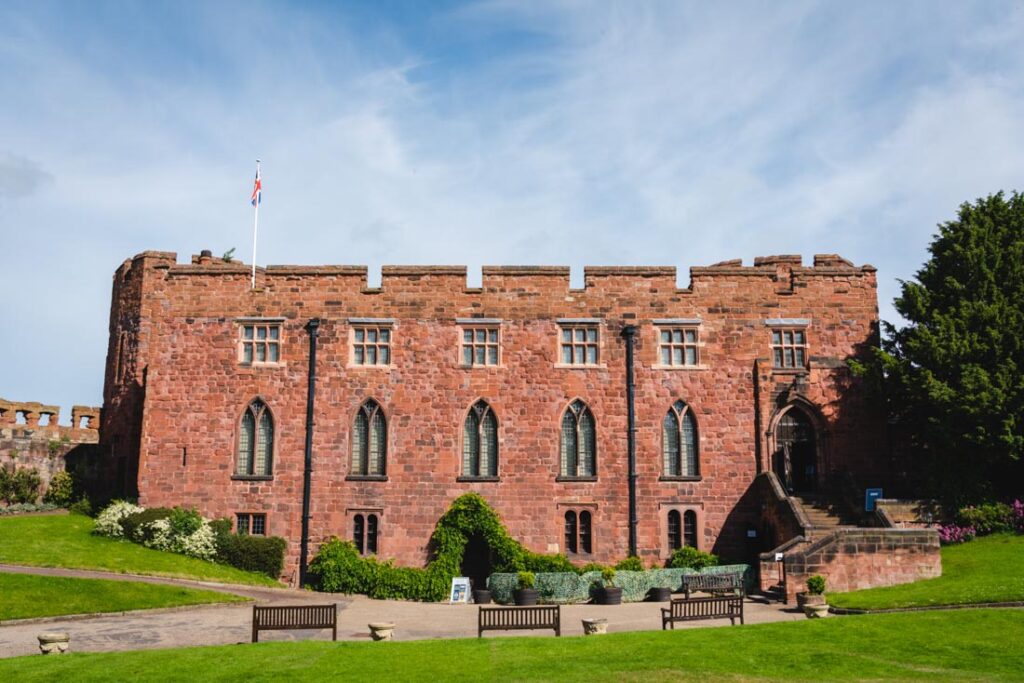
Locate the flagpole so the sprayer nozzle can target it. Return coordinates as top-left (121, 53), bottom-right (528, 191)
top-left (251, 159), bottom-right (260, 289)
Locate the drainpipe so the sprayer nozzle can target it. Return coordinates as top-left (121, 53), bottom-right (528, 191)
top-left (299, 318), bottom-right (321, 587)
top-left (621, 324), bottom-right (639, 558)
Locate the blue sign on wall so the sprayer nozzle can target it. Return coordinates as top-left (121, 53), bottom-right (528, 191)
top-left (864, 488), bottom-right (884, 512)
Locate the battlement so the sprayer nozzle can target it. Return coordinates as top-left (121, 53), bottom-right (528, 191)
top-left (0, 398), bottom-right (100, 433)
top-left (118, 250), bottom-right (875, 294)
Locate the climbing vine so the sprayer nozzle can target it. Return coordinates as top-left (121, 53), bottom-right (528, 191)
top-left (307, 492), bottom-right (576, 601)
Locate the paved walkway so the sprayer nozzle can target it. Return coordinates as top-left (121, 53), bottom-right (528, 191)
top-left (0, 565), bottom-right (806, 659)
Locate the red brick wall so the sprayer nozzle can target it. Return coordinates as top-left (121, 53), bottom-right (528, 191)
top-left (101, 252), bottom-right (884, 579)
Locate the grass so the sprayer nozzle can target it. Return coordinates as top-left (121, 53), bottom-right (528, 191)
top-left (830, 533), bottom-right (1024, 610)
top-left (1, 609), bottom-right (1022, 681)
top-left (0, 514), bottom-right (279, 587)
top-left (0, 573), bottom-right (244, 621)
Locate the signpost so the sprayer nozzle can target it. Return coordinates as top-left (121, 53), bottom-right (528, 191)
top-left (864, 488), bottom-right (884, 512)
top-left (449, 577), bottom-right (470, 604)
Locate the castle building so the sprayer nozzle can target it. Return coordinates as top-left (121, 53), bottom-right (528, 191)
top-left (100, 250), bottom-right (887, 584)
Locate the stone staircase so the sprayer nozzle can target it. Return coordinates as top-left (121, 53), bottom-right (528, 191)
top-left (791, 494), bottom-right (859, 539)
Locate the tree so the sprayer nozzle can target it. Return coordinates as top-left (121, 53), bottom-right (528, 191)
top-left (856, 192), bottom-right (1023, 506)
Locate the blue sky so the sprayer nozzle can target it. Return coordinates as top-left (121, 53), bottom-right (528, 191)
top-left (2, 1), bottom-right (1024, 418)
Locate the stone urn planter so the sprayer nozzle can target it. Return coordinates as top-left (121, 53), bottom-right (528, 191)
top-left (797, 575), bottom-right (829, 618)
top-left (648, 586), bottom-right (672, 602)
top-left (473, 589), bottom-right (492, 604)
top-left (513, 588), bottom-right (539, 606)
top-left (581, 618), bottom-right (608, 635)
top-left (37, 632), bottom-right (69, 655)
top-left (798, 593), bottom-right (829, 618)
top-left (368, 622), bottom-right (396, 641)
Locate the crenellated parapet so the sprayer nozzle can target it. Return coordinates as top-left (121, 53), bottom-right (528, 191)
top-left (120, 250), bottom-right (875, 295)
top-left (0, 397), bottom-right (101, 435)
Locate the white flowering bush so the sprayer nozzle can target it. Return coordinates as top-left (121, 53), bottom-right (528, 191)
top-left (93, 500), bottom-right (144, 538)
top-left (129, 508), bottom-right (218, 561)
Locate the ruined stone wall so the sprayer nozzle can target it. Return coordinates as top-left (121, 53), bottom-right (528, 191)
top-left (102, 251), bottom-right (883, 578)
top-left (0, 398), bottom-right (100, 501)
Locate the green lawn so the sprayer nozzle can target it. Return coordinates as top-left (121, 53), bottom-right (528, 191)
top-left (830, 533), bottom-right (1024, 610)
top-left (0, 573), bottom-right (244, 621)
top-left (0, 514), bottom-right (279, 587)
top-left (1, 609), bottom-right (1022, 682)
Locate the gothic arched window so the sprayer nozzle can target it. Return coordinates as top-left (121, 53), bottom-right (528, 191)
top-left (462, 400), bottom-right (498, 477)
top-left (352, 400), bottom-right (387, 476)
top-left (560, 400), bottom-right (596, 477)
top-left (237, 399), bottom-right (273, 477)
top-left (663, 400), bottom-right (699, 477)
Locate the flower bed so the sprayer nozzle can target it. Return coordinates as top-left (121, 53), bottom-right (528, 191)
top-left (487, 564), bottom-right (751, 604)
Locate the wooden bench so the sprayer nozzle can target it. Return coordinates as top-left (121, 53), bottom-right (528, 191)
top-left (252, 604), bottom-right (337, 643)
top-left (478, 605), bottom-right (561, 637)
top-left (661, 595), bottom-right (744, 629)
top-left (681, 572), bottom-right (745, 599)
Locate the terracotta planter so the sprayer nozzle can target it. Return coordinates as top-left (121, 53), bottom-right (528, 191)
top-left (597, 587), bottom-right (622, 605)
top-left (513, 588), bottom-right (539, 606)
top-left (473, 589), bottom-right (492, 604)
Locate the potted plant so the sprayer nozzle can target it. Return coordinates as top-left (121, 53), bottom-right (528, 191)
top-left (596, 567), bottom-right (622, 605)
top-left (513, 571), bottom-right (538, 606)
top-left (796, 575), bottom-right (829, 618)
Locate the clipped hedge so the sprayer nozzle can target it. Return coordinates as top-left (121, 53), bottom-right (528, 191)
top-left (217, 534), bottom-right (287, 579)
top-left (309, 492), bottom-right (594, 601)
top-left (487, 564), bottom-right (752, 604)
top-left (209, 518), bottom-right (288, 579)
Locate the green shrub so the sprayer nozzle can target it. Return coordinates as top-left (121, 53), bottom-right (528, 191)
top-left (68, 497), bottom-right (92, 516)
top-left (615, 556), bottom-right (644, 572)
top-left (578, 561), bottom-right (610, 574)
top-left (43, 471), bottom-right (75, 507)
top-left (0, 467), bottom-right (42, 505)
top-left (168, 507), bottom-right (203, 538)
top-left (522, 553), bottom-right (577, 573)
top-left (517, 571), bottom-right (536, 589)
top-left (957, 503), bottom-right (1014, 536)
top-left (216, 533), bottom-right (287, 579)
top-left (667, 546), bottom-right (719, 570)
top-left (807, 575), bottom-right (826, 595)
top-left (120, 507), bottom-right (173, 542)
top-left (600, 567), bottom-right (616, 586)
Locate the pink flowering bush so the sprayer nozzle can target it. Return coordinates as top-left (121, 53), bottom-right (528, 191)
top-left (937, 524), bottom-right (976, 545)
top-left (1013, 499), bottom-right (1024, 533)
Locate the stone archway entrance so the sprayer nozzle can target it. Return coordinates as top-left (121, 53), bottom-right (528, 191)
top-left (774, 408), bottom-right (818, 494)
top-left (460, 533), bottom-right (496, 592)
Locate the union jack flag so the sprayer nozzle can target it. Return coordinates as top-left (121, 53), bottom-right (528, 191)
top-left (251, 163), bottom-right (262, 206)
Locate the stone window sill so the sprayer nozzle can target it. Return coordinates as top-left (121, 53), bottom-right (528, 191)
top-left (345, 475), bottom-right (388, 482)
top-left (553, 364), bottom-right (607, 370)
top-left (556, 476), bottom-right (598, 483)
top-left (772, 368), bottom-right (809, 375)
top-left (652, 365), bottom-right (711, 371)
top-left (231, 475), bottom-right (273, 482)
top-left (457, 476), bottom-right (501, 483)
top-left (660, 476), bottom-right (703, 483)
top-left (237, 362), bottom-right (287, 369)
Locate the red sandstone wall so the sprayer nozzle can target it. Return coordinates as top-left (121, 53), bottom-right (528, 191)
top-left (102, 251), bottom-right (883, 579)
top-left (759, 528), bottom-right (941, 599)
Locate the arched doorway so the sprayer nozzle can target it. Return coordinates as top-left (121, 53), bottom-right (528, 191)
top-left (460, 532), bottom-right (495, 592)
top-left (774, 408), bottom-right (818, 493)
